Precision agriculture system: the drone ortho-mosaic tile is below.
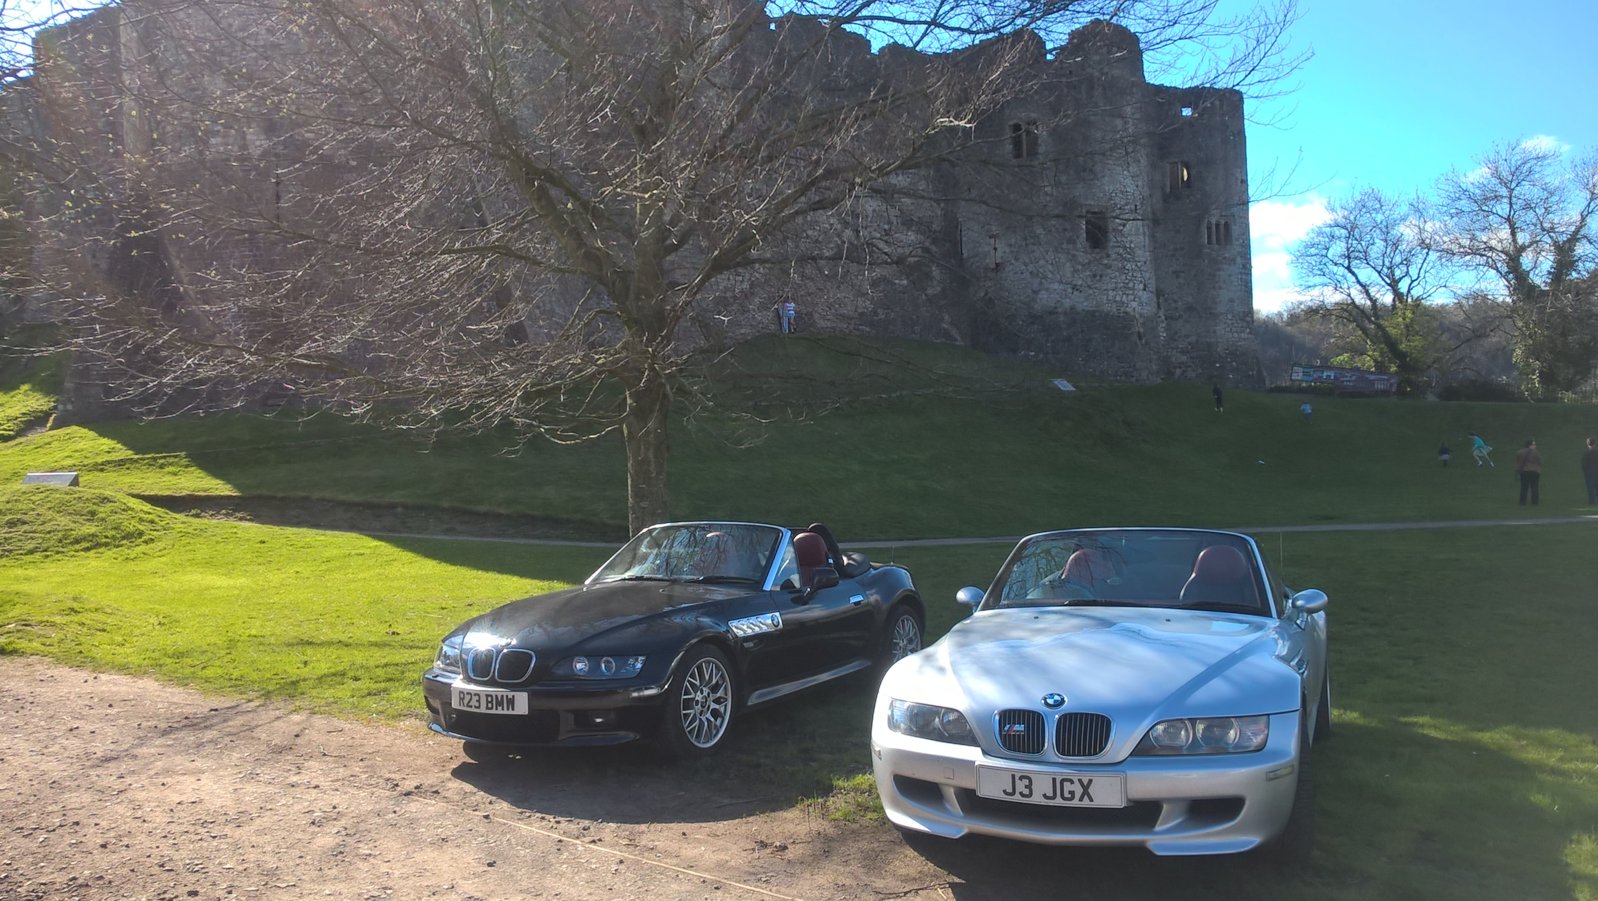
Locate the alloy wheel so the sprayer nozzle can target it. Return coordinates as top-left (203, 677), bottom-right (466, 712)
top-left (889, 614), bottom-right (922, 662)
top-left (679, 657), bottom-right (732, 748)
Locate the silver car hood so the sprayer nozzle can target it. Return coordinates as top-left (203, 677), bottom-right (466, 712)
top-left (884, 606), bottom-right (1303, 740)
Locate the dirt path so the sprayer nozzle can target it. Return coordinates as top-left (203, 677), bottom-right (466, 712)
top-left (0, 657), bottom-right (964, 901)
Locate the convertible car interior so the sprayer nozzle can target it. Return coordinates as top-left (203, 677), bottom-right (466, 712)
top-left (1019, 533), bottom-right (1265, 612)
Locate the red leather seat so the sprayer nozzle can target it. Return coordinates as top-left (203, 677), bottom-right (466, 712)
top-left (793, 531), bottom-right (829, 589)
top-left (1061, 548), bottom-right (1108, 596)
top-left (1178, 545), bottom-right (1257, 607)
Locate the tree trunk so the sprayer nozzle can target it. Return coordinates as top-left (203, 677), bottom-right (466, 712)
top-left (622, 375), bottom-right (671, 535)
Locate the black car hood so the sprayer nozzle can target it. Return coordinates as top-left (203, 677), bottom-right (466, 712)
top-left (459, 579), bottom-right (761, 653)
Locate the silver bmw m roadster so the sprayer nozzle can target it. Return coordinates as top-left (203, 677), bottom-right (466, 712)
top-left (872, 528), bottom-right (1330, 859)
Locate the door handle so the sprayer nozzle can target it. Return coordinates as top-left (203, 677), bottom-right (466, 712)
top-left (850, 594), bottom-right (866, 606)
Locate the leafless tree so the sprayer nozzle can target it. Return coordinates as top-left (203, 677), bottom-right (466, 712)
top-left (1435, 140), bottom-right (1598, 398)
top-left (1290, 188), bottom-right (1450, 393)
top-left (6, 0), bottom-right (1303, 532)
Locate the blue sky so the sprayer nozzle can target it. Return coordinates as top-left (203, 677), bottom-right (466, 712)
top-left (1234, 0), bottom-right (1598, 312)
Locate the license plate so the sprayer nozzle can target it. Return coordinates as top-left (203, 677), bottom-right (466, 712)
top-left (451, 685), bottom-right (528, 715)
top-left (976, 767), bottom-right (1126, 808)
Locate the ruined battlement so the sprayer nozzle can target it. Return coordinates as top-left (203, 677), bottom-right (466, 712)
top-left (12, 4), bottom-right (1259, 424)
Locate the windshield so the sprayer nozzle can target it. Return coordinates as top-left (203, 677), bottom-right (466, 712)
top-left (589, 523), bottom-right (782, 585)
top-left (986, 530), bottom-right (1267, 615)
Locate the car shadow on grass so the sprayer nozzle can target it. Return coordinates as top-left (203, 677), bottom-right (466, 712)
top-left (447, 674), bottom-right (882, 825)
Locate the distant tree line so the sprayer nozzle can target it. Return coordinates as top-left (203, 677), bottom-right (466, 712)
top-left (1265, 140), bottom-right (1598, 400)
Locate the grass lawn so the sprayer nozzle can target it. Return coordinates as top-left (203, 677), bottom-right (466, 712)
top-left (3, 335), bottom-right (1597, 538)
top-left (2, 485), bottom-right (1595, 898)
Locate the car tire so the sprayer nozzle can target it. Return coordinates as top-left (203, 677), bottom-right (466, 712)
top-left (1313, 672), bottom-right (1333, 743)
top-left (1262, 714), bottom-right (1317, 865)
top-left (657, 645), bottom-right (736, 760)
top-left (877, 605), bottom-right (924, 676)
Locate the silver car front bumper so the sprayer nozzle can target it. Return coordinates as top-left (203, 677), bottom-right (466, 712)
top-left (872, 711), bottom-right (1302, 856)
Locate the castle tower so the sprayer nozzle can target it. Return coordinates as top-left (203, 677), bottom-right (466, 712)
top-left (1147, 84), bottom-right (1257, 384)
top-left (947, 20), bottom-right (1257, 384)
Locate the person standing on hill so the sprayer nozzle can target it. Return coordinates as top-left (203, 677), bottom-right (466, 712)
top-left (1470, 432), bottom-right (1494, 468)
top-left (1582, 437), bottom-right (1597, 504)
top-left (773, 299), bottom-right (798, 334)
top-left (1438, 442), bottom-right (1452, 467)
top-left (1514, 439), bottom-right (1542, 506)
top-left (1212, 384), bottom-right (1224, 412)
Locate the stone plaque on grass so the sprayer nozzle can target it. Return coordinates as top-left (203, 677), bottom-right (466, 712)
top-left (21, 472), bottom-right (80, 487)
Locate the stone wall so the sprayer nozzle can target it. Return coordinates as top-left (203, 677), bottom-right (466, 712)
top-left (16, 4), bottom-right (1261, 422)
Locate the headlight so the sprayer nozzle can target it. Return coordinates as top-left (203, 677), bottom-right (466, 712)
top-left (1134, 715), bottom-right (1269, 755)
top-left (887, 700), bottom-right (978, 746)
top-left (556, 655), bottom-right (647, 679)
top-left (435, 635), bottom-right (464, 674)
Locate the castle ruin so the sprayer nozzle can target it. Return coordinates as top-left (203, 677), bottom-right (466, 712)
top-left (5, 2), bottom-right (1259, 420)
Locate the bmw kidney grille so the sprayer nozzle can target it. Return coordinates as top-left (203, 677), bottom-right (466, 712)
top-left (495, 649), bottom-right (536, 682)
top-left (996, 709), bottom-right (1046, 755)
top-left (466, 647), bottom-right (536, 684)
top-left (1056, 712), bottom-right (1112, 757)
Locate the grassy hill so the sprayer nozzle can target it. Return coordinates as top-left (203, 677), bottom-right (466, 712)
top-left (2, 335), bottom-right (1595, 537)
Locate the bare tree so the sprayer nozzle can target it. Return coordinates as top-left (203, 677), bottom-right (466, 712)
top-left (1435, 140), bottom-right (1598, 398)
top-left (8, 0), bottom-right (1303, 532)
top-left (1290, 188), bottom-right (1449, 393)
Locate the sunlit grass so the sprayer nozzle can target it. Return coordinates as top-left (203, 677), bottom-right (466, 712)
top-left (0, 488), bottom-right (606, 718)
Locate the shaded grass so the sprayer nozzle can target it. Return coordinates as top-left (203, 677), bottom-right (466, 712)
top-left (2, 335), bottom-right (1596, 539)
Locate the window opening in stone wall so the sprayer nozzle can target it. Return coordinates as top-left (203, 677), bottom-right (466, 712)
top-left (1205, 219), bottom-right (1233, 246)
top-left (1011, 120), bottom-right (1038, 159)
top-left (1167, 161), bottom-right (1192, 193)
top-left (1084, 211), bottom-right (1109, 250)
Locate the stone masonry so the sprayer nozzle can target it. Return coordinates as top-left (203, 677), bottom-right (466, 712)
top-left (8, 4), bottom-right (1260, 421)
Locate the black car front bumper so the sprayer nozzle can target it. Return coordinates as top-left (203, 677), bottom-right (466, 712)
top-left (421, 668), bottom-right (670, 747)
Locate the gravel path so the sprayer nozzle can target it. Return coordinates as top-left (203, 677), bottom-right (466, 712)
top-left (0, 658), bottom-right (959, 901)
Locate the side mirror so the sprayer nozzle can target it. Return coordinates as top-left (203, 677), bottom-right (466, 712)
top-left (796, 567), bottom-right (841, 604)
top-left (1289, 588), bottom-right (1329, 614)
top-left (956, 586), bottom-right (984, 607)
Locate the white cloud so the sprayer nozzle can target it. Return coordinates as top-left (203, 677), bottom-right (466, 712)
top-left (1520, 134), bottom-right (1571, 154)
top-left (1248, 197), bottom-right (1331, 313)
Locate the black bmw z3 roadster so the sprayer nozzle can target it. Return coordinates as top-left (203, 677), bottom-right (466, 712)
top-left (421, 521), bottom-right (923, 757)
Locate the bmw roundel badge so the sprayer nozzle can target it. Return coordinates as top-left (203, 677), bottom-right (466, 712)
top-left (1042, 692), bottom-right (1066, 709)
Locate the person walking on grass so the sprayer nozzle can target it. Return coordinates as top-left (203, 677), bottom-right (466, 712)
top-left (1438, 442), bottom-right (1451, 467)
top-left (1212, 384), bottom-right (1224, 412)
top-left (1514, 439), bottom-right (1541, 506)
top-left (773, 299), bottom-right (798, 334)
top-left (1583, 437), bottom-right (1597, 505)
top-left (1470, 432), bottom-right (1494, 467)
